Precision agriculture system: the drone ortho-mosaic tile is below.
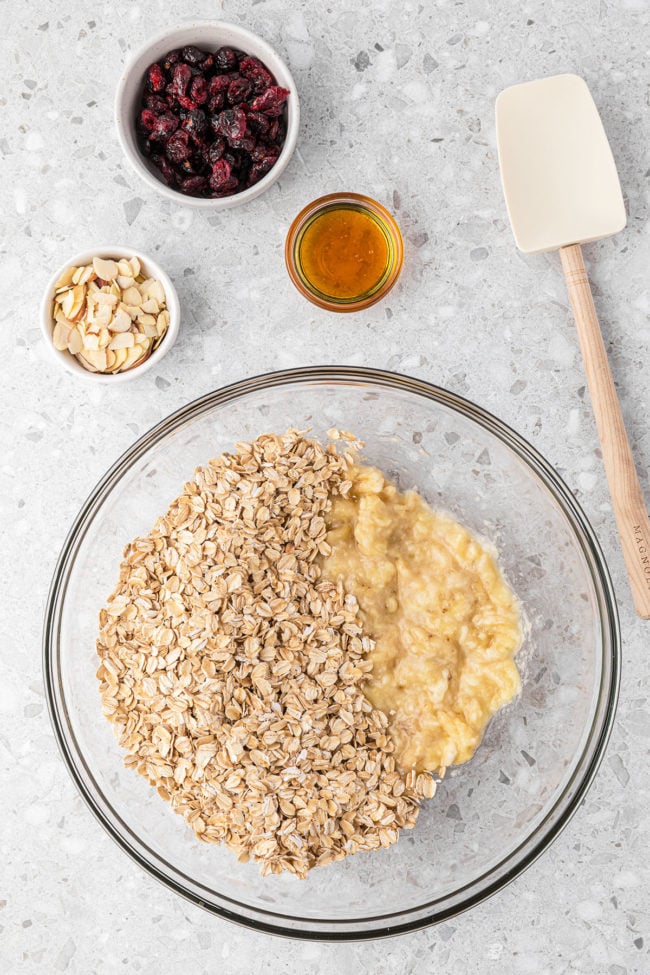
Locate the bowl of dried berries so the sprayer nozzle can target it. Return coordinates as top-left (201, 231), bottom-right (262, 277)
top-left (115, 22), bottom-right (299, 207)
top-left (40, 247), bottom-right (180, 383)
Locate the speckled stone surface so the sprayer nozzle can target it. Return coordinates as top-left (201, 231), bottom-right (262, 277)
top-left (1, 0), bottom-right (649, 971)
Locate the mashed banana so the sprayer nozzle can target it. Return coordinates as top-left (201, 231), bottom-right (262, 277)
top-left (320, 464), bottom-right (522, 774)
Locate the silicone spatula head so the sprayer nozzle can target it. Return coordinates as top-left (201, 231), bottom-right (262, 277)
top-left (496, 74), bottom-right (626, 254)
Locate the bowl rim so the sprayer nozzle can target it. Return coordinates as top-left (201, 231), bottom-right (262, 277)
top-left (39, 245), bottom-right (181, 383)
top-left (42, 366), bottom-right (621, 940)
top-left (114, 20), bottom-right (300, 209)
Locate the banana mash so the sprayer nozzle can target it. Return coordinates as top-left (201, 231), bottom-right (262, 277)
top-left (321, 463), bottom-right (522, 774)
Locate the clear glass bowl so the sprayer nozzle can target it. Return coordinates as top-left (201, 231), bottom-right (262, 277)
top-left (43, 367), bottom-right (620, 940)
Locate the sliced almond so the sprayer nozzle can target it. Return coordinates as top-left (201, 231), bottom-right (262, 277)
top-left (110, 308), bottom-right (132, 332)
top-left (122, 341), bottom-right (149, 370)
top-left (122, 286), bottom-right (142, 307)
top-left (117, 275), bottom-right (136, 290)
top-left (105, 349), bottom-right (117, 370)
top-left (140, 298), bottom-right (160, 314)
top-left (93, 256), bottom-right (119, 281)
top-left (117, 259), bottom-right (132, 277)
top-left (129, 256), bottom-right (141, 277)
top-left (111, 348), bottom-right (128, 371)
top-left (109, 331), bottom-right (135, 350)
top-left (67, 327), bottom-right (83, 355)
top-left (77, 353), bottom-right (98, 372)
top-left (141, 322), bottom-right (158, 338)
top-left (94, 292), bottom-right (118, 308)
top-left (83, 348), bottom-right (108, 371)
top-left (54, 266), bottom-right (77, 289)
top-left (83, 333), bottom-right (100, 351)
top-left (156, 310), bottom-right (170, 337)
top-left (136, 313), bottom-right (157, 327)
top-left (52, 321), bottom-right (72, 351)
top-left (98, 328), bottom-right (111, 349)
top-left (60, 289), bottom-right (75, 319)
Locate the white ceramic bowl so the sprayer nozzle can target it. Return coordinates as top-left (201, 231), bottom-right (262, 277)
top-left (40, 246), bottom-right (180, 384)
top-left (115, 21), bottom-right (300, 209)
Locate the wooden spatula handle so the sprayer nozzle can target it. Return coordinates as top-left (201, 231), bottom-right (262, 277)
top-left (560, 242), bottom-right (650, 618)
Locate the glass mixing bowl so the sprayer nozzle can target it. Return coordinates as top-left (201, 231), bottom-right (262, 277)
top-left (43, 367), bottom-right (620, 939)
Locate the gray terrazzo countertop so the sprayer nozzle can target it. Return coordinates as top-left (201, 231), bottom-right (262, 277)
top-left (1, 0), bottom-right (649, 971)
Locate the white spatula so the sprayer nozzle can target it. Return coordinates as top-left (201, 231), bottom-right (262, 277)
top-left (496, 73), bottom-right (650, 619)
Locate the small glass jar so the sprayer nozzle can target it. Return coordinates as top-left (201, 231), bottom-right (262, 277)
top-left (285, 192), bottom-right (404, 312)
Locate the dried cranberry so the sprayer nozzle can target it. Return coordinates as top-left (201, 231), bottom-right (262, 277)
top-left (267, 118), bottom-right (280, 142)
top-left (181, 109), bottom-right (207, 140)
top-left (208, 74), bottom-right (232, 95)
top-left (238, 56), bottom-right (273, 93)
top-left (207, 93), bottom-right (226, 113)
top-left (138, 109), bottom-right (157, 132)
top-left (229, 134), bottom-right (256, 153)
top-left (209, 158), bottom-right (232, 190)
top-left (150, 112), bottom-right (179, 141)
top-left (143, 93), bottom-right (169, 113)
top-left (227, 75), bottom-right (252, 104)
top-left (214, 107), bottom-right (247, 143)
top-left (146, 63), bottom-right (166, 92)
top-left (177, 94), bottom-right (198, 111)
top-left (248, 155), bottom-right (279, 185)
top-left (140, 137), bottom-right (153, 156)
top-left (250, 141), bottom-right (274, 163)
top-left (250, 86), bottom-right (289, 116)
top-left (214, 46), bottom-right (239, 71)
top-left (204, 137), bottom-right (226, 165)
top-left (190, 75), bottom-right (208, 105)
top-left (182, 45), bottom-right (206, 66)
top-left (170, 63), bottom-right (192, 97)
top-left (179, 175), bottom-right (208, 195)
top-left (150, 154), bottom-right (177, 186)
top-left (161, 49), bottom-right (182, 73)
top-left (165, 128), bottom-right (192, 163)
top-left (245, 110), bottom-right (270, 136)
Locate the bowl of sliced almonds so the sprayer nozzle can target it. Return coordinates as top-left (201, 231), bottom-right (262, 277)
top-left (40, 246), bottom-right (180, 382)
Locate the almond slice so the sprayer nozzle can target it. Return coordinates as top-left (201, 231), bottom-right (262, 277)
top-left (110, 308), bottom-right (132, 332)
top-left (109, 331), bottom-right (135, 350)
top-left (93, 256), bottom-right (119, 281)
top-left (54, 266), bottom-right (77, 289)
top-left (52, 321), bottom-right (72, 351)
top-left (94, 292), bottom-right (118, 307)
top-left (67, 327), bottom-right (83, 355)
top-left (77, 353), bottom-right (98, 372)
top-left (83, 333), bottom-right (100, 351)
top-left (83, 348), bottom-right (108, 371)
top-left (111, 348), bottom-right (128, 371)
top-left (117, 275), bottom-right (136, 290)
top-left (122, 286), bottom-right (142, 306)
top-left (136, 313), bottom-right (157, 327)
top-left (129, 256), bottom-right (141, 277)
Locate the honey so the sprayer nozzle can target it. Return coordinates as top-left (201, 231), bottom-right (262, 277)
top-left (298, 205), bottom-right (390, 300)
top-left (285, 193), bottom-right (404, 312)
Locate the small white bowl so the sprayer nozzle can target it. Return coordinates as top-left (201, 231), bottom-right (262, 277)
top-left (40, 246), bottom-right (180, 384)
top-left (115, 21), bottom-right (300, 209)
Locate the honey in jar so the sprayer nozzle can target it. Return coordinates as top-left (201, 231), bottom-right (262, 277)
top-left (285, 193), bottom-right (404, 312)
